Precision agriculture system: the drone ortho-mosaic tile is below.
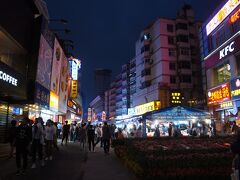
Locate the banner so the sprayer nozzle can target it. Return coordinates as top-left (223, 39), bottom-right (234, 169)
top-left (51, 38), bottom-right (63, 95)
top-left (71, 80), bottom-right (78, 98)
top-left (50, 91), bottom-right (59, 111)
top-left (36, 34), bottom-right (53, 89)
top-left (58, 53), bottom-right (68, 113)
top-left (34, 82), bottom-right (50, 108)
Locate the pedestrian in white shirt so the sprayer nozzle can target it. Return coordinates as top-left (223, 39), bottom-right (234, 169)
top-left (45, 120), bottom-right (55, 160)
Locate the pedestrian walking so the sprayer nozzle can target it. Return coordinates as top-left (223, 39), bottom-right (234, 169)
top-left (79, 124), bottom-right (87, 150)
top-left (102, 122), bottom-right (111, 154)
top-left (31, 117), bottom-right (44, 168)
top-left (87, 125), bottom-right (95, 152)
top-left (61, 121), bottom-right (70, 146)
top-left (94, 124), bottom-right (103, 147)
top-left (8, 120), bottom-right (17, 158)
top-left (53, 122), bottom-right (59, 151)
top-left (15, 118), bottom-right (31, 175)
top-left (57, 123), bottom-right (62, 139)
top-left (45, 120), bottom-right (55, 160)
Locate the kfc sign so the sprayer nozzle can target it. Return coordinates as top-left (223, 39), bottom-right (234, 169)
top-left (219, 41), bottom-right (235, 59)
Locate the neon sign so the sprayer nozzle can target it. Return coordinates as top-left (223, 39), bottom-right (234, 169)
top-left (206, 0), bottom-right (240, 36)
top-left (207, 83), bottom-right (231, 104)
top-left (230, 8), bottom-right (240, 23)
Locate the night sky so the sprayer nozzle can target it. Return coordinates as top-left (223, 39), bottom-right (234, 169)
top-left (45, 0), bottom-right (223, 111)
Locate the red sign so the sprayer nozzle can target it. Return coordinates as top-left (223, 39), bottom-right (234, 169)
top-left (207, 83), bottom-right (231, 105)
top-left (205, 35), bottom-right (240, 70)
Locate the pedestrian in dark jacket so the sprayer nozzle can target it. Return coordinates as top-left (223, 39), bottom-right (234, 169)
top-left (15, 118), bottom-right (31, 175)
top-left (87, 125), bottom-right (95, 152)
top-left (61, 121), bottom-right (70, 146)
top-left (79, 124), bottom-right (87, 150)
top-left (102, 122), bottom-right (111, 154)
top-left (8, 120), bottom-right (17, 158)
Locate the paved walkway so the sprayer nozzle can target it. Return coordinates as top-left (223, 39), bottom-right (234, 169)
top-left (0, 142), bottom-right (137, 180)
top-left (83, 146), bottom-right (137, 180)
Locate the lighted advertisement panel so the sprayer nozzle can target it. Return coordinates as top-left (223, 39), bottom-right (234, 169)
top-left (135, 101), bottom-right (161, 116)
top-left (58, 52), bottom-right (68, 113)
top-left (205, 35), bottom-right (240, 69)
top-left (34, 82), bottom-right (50, 108)
top-left (231, 76), bottom-right (240, 100)
top-left (69, 57), bottom-right (81, 80)
top-left (36, 34), bottom-right (53, 89)
top-left (50, 91), bottom-right (59, 111)
top-left (207, 83), bottom-right (231, 105)
top-left (51, 38), bottom-right (63, 95)
top-left (71, 80), bottom-right (78, 98)
top-left (206, 0), bottom-right (240, 35)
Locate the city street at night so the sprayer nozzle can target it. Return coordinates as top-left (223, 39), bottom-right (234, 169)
top-left (1, 0), bottom-right (240, 179)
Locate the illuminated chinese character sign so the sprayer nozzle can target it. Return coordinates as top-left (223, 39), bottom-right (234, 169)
top-left (71, 80), bottom-right (78, 98)
top-left (207, 83), bottom-right (231, 105)
top-left (170, 91), bottom-right (183, 106)
top-left (206, 0), bottom-right (240, 35)
top-left (231, 76), bottom-right (240, 100)
top-left (69, 57), bottom-right (81, 80)
top-left (135, 101), bottom-right (161, 115)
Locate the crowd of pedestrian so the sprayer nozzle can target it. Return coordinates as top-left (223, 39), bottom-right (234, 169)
top-left (7, 117), bottom-right (59, 176)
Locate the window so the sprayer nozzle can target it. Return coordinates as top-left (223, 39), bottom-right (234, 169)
top-left (180, 61), bottom-right (191, 69)
top-left (169, 62), bottom-right (176, 70)
top-left (190, 46), bottom-right (197, 56)
top-left (180, 47), bottom-right (190, 56)
top-left (141, 33), bottom-right (151, 42)
top-left (169, 48), bottom-right (176, 56)
top-left (167, 24), bottom-right (174, 32)
top-left (141, 45), bottom-right (150, 54)
top-left (214, 62), bottom-right (231, 84)
top-left (141, 68), bottom-right (151, 77)
top-left (177, 35), bottom-right (189, 43)
top-left (181, 75), bottom-right (191, 83)
top-left (170, 76), bottom-right (176, 84)
top-left (168, 36), bottom-right (175, 44)
top-left (140, 80), bottom-right (151, 89)
top-left (176, 23), bottom-right (188, 30)
top-left (189, 33), bottom-right (195, 39)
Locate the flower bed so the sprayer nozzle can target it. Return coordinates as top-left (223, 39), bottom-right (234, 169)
top-left (112, 137), bottom-right (234, 180)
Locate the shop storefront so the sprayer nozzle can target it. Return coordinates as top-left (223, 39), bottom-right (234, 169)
top-left (0, 61), bottom-right (27, 142)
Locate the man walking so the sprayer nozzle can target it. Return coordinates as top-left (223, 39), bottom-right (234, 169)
top-left (61, 121), bottom-right (70, 146)
top-left (102, 122), bottom-right (111, 154)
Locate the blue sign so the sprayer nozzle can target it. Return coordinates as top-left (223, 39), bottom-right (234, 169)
top-left (35, 82), bottom-right (50, 108)
top-left (230, 77), bottom-right (240, 100)
top-left (12, 107), bottom-right (23, 115)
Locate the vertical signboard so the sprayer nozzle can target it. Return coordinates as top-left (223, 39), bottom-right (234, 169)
top-left (50, 91), bottom-right (59, 112)
top-left (71, 80), bottom-right (78, 98)
top-left (58, 53), bottom-right (68, 113)
top-left (36, 35), bottom-right (53, 89)
top-left (51, 38), bottom-right (62, 95)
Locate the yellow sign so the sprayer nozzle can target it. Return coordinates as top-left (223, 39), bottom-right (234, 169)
top-left (50, 91), bottom-right (59, 110)
top-left (206, 0), bottom-right (240, 35)
top-left (71, 80), bottom-right (78, 98)
top-left (220, 101), bottom-right (233, 109)
top-left (135, 101), bottom-right (160, 115)
top-left (171, 92), bottom-right (182, 104)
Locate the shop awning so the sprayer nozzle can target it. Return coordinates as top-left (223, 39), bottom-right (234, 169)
top-left (144, 106), bottom-right (211, 121)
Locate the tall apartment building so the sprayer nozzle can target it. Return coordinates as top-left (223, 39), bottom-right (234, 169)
top-left (200, 0), bottom-right (240, 129)
top-left (115, 74), bottom-right (122, 117)
top-left (133, 5), bottom-right (203, 109)
top-left (129, 58), bottom-right (136, 108)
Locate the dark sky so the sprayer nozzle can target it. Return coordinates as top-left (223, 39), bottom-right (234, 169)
top-left (45, 0), bottom-right (223, 111)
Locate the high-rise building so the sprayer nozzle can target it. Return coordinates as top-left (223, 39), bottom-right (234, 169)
top-left (133, 4), bottom-right (203, 109)
top-left (104, 81), bottom-right (116, 120)
top-left (94, 69), bottom-right (112, 97)
top-left (200, 0), bottom-right (240, 131)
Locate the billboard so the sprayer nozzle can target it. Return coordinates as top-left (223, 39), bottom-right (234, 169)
top-left (69, 57), bottom-right (81, 80)
top-left (71, 80), bottom-right (78, 98)
top-left (50, 91), bottom-right (59, 111)
top-left (231, 76), bottom-right (240, 100)
top-left (58, 52), bottom-right (68, 113)
top-left (34, 82), bottom-right (50, 108)
top-left (206, 0), bottom-right (240, 35)
top-left (51, 38), bottom-right (63, 95)
top-left (36, 35), bottom-right (53, 89)
top-left (207, 83), bottom-right (231, 105)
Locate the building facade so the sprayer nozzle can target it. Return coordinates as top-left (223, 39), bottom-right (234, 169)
top-left (94, 69), bottom-right (112, 97)
top-left (200, 0), bottom-right (240, 131)
top-left (134, 5), bottom-right (203, 110)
